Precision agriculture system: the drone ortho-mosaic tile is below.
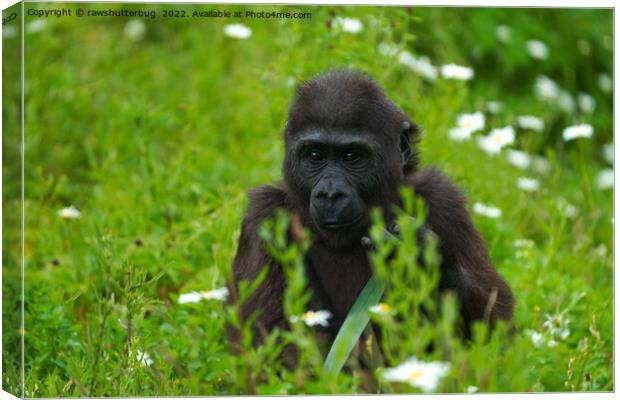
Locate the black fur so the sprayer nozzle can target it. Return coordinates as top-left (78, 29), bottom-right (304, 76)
top-left (229, 70), bottom-right (514, 359)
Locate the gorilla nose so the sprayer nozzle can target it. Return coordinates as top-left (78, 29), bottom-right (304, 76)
top-left (312, 177), bottom-right (351, 203)
top-left (314, 188), bottom-right (346, 201)
top-left (310, 179), bottom-right (363, 230)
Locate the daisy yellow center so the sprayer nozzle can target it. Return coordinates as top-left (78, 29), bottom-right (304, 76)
top-left (303, 311), bottom-right (317, 319)
top-left (463, 120), bottom-right (473, 128)
top-left (493, 134), bottom-right (504, 144)
top-left (377, 303), bottom-right (391, 313)
top-left (408, 370), bottom-right (424, 381)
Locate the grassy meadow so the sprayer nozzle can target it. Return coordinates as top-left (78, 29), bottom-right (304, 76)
top-left (1, 3), bottom-right (614, 396)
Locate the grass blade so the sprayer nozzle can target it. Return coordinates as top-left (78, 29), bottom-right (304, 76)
top-left (323, 274), bottom-right (385, 377)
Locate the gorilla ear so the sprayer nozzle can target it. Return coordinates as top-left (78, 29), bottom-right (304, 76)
top-left (400, 120), bottom-right (419, 175)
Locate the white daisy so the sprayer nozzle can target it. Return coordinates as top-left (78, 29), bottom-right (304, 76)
top-left (377, 42), bottom-right (399, 57)
top-left (477, 137), bottom-right (499, 154)
top-left (486, 101), bottom-right (501, 114)
top-left (408, 56), bottom-right (438, 81)
top-left (456, 112), bottom-right (485, 133)
top-left (517, 177), bottom-right (540, 192)
top-left (577, 93), bottom-right (596, 114)
top-left (527, 314), bottom-right (568, 348)
top-left (448, 127), bottom-right (472, 141)
top-left (525, 330), bottom-right (545, 347)
top-left (526, 40), bottom-right (549, 60)
top-left (557, 91), bottom-right (575, 113)
top-left (514, 238), bottom-right (535, 248)
top-left (517, 115), bottom-right (545, 132)
top-left (398, 51), bottom-right (438, 81)
top-left (136, 349), bottom-right (153, 366)
top-left (397, 51), bottom-right (416, 66)
top-left (290, 310), bottom-right (332, 327)
top-left (562, 124), bottom-right (593, 141)
top-left (178, 287), bottom-right (229, 304)
top-left (478, 126), bottom-right (515, 155)
top-left (598, 74), bottom-right (612, 93)
top-left (333, 17), bottom-right (363, 34)
top-left (542, 314), bottom-right (570, 340)
top-left (490, 126), bottom-right (515, 146)
top-left (531, 155), bottom-right (552, 175)
top-left (467, 386), bottom-right (479, 393)
top-left (124, 20), bottom-right (146, 41)
top-left (201, 287), bottom-right (229, 301)
top-left (178, 292), bottom-right (204, 304)
top-left (58, 205), bottom-right (81, 219)
top-left (369, 303), bottom-right (394, 316)
top-left (506, 149), bottom-right (531, 169)
top-left (557, 197), bottom-right (578, 219)
top-left (440, 64), bottom-right (474, 80)
top-left (495, 25), bottom-right (511, 43)
top-left (595, 169), bottom-right (613, 190)
top-left (514, 239), bottom-right (534, 259)
top-left (477, 136), bottom-right (501, 155)
top-left (224, 23), bottom-right (252, 39)
top-left (534, 75), bottom-right (559, 101)
top-left (473, 202), bottom-right (502, 219)
top-left (383, 357), bottom-right (450, 392)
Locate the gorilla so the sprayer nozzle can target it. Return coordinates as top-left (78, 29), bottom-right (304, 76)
top-left (230, 70), bottom-right (513, 357)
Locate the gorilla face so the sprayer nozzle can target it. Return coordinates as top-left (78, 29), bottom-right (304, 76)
top-left (284, 127), bottom-right (406, 247)
top-left (294, 130), bottom-right (376, 232)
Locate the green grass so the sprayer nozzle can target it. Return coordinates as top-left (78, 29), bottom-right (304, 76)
top-left (2, 3), bottom-right (613, 396)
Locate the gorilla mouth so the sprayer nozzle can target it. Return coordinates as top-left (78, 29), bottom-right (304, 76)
top-left (320, 214), bottom-right (364, 230)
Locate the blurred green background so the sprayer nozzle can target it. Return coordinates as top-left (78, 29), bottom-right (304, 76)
top-left (2, 3), bottom-right (613, 396)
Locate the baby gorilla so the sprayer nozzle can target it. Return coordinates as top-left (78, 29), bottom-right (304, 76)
top-left (230, 70), bottom-right (513, 357)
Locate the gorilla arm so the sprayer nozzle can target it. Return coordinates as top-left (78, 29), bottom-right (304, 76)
top-left (407, 168), bottom-right (514, 327)
top-left (229, 185), bottom-right (289, 347)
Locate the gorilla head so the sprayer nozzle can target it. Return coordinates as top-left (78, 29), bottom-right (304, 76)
top-left (283, 70), bottom-right (419, 247)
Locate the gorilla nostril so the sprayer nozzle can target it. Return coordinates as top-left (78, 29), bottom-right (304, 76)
top-left (314, 190), bottom-right (327, 199)
top-left (314, 189), bottom-right (346, 201)
top-left (327, 191), bottom-right (345, 200)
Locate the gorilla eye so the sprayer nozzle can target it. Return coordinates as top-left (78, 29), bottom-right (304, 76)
top-left (343, 151), bottom-right (361, 163)
top-left (307, 149), bottom-right (325, 162)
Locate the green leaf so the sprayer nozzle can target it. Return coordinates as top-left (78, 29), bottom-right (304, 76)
top-left (323, 274), bottom-right (385, 378)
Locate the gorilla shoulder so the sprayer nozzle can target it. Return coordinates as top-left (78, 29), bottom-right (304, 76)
top-left (245, 184), bottom-right (289, 225)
